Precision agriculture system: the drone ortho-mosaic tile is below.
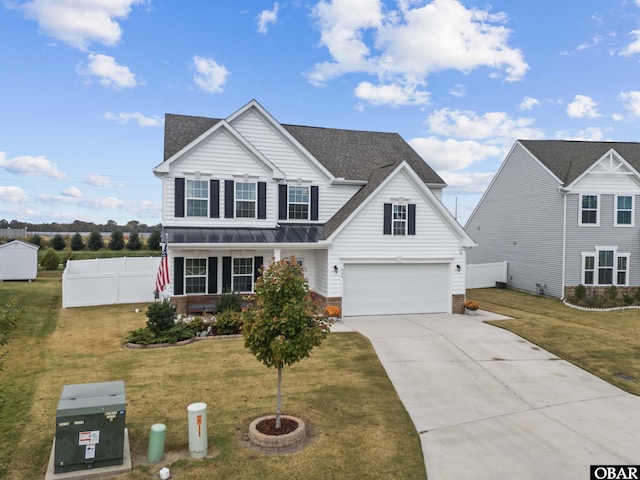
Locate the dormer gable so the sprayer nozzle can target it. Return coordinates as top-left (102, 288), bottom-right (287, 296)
top-left (567, 148), bottom-right (640, 193)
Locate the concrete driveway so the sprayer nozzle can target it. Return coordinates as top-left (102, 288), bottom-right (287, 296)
top-left (335, 312), bottom-right (640, 480)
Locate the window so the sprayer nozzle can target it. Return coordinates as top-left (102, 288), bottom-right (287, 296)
top-left (187, 180), bottom-right (208, 217)
top-left (580, 195), bottom-right (598, 225)
top-left (616, 195), bottom-right (633, 226)
top-left (393, 204), bottom-right (407, 235)
top-left (598, 250), bottom-right (614, 285)
top-left (185, 258), bottom-right (207, 293)
top-left (288, 186), bottom-right (310, 220)
top-left (582, 249), bottom-right (629, 286)
top-left (235, 182), bottom-right (256, 218)
top-left (233, 258), bottom-right (253, 292)
top-left (584, 256), bottom-right (595, 285)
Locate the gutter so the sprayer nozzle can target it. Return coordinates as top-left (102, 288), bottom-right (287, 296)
top-left (558, 186), bottom-right (569, 300)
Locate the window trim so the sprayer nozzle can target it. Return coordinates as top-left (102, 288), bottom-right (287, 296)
top-left (615, 194), bottom-right (634, 227)
top-left (579, 194), bottom-right (600, 226)
top-left (232, 257), bottom-right (254, 293)
top-left (186, 179), bottom-right (209, 217)
top-left (235, 181), bottom-right (257, 219)
top-left (288, 185), bottom-right (310, 220)
top-left (581, 247), bottom-right (629, 286)
top-left (185, 258), bottom-right (207, 294)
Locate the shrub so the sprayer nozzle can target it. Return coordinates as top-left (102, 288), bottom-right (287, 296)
top-left (218, 291), bottom-right (242, 312)
top-left (605, 285), bottom-right (618, 301)
top-left (147, 230), bottom-right (162, 251)
top-left (622, 294), bottom-right (634, 305)
top-left (126, 231), bottom-right (142, 250)
top-left (70, 233), bottom-right (85, 251)
top-left (216, 310), bottom-right (243, 335)
top-left (28, 234), bottom-right (42, 247)
top-left (574, 284), bottom-right (587, 301)
top-left (145, 299), bottom-right (177, 335)
top-left (41, 249), bottom-right (60, 270)
top-left (50, 234), bottom-right (66, 251)
top-left (109, 231), bottom-right (125, 250)
top-left (183, 316), bottom-right (204, 335)
top-left (87, 230), bottom-right (104, 251)
top-left (126, 327), bottom-right (156, 346)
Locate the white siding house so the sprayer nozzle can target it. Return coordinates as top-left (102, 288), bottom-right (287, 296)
top-left (0, 240), bottom-right (39, 281)
top-left (154, 100), bottom-right (475, 316)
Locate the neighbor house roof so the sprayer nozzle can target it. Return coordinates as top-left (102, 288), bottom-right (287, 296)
top-left (520, 140), bottom-right (640, 185)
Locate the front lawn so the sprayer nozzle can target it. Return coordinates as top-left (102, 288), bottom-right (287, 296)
top-left (0, 272), bottom-right (425, 479)
top-left (468, 288), bottom-right (640, 396)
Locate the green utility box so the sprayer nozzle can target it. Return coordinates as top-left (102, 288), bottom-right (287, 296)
top-left (54, 381), bottom-right (126, 474)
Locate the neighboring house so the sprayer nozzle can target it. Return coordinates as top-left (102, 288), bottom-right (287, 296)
top-left (0, 240), bottom-right (39, 281)
top-left (153, 100), bottom-right (474, 316)
top-left (465, 140), bottom-right (640, 299)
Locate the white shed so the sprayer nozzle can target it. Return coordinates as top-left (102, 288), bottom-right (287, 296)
top-left (0, 240), bottom-right (40, 281)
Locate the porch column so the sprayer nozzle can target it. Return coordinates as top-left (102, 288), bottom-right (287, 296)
top-left (273, 248), bottom-right (281, 261)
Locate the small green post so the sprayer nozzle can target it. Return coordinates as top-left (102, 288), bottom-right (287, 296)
top-left (147, 423), bottom-right (166, 463)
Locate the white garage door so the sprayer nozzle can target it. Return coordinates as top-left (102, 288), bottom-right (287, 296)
top-left (342, 263), bottom-right (449, 316)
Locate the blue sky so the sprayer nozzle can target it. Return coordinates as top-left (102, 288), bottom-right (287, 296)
top-left (1, 0), bottom-right (639, 227)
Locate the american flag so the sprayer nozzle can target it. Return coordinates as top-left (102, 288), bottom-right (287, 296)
top-left (155, 242), bottom-right (169, 293)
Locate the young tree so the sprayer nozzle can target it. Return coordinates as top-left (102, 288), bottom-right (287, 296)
top-left (147, 230), bottom-right (162, 251)
top-left (1, 298), bottom-right (26, 371)
top-left (28, 234), bottom-right (42, 247)
top-left (109, 230), bottom-right (125, 250)
top-left (51, 234), bottom-right (66, 251)
top-left (41, 248), bottom-right (60, 270)
top-left (87, 230), bottom-right (104, 251)
top-left (126, 231), bottom-right (142, 250)
top-left (243, 258), bottom-right (331, 428)
top-left (70, 232), bottom-right (85, 251)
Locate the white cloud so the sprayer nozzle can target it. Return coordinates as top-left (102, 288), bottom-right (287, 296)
top-left (17, 0), bottom-right (144, 51)
top-left (519, 96), bottom-right (540, 110)
top-left (566, 95), bottom-right (600, 119)
top-left (354, 81), bottom-right (429, 106)
top-left (79, 54), bottom-right (137, 89)
top-left (577, 35), bottom-right (602, 51)
top-left (104, 112), bottom-right (163, 126)
top-left (620, 30), bottom-right (640, 57)
top-left (555, 127), bottom-right (605, 141)
top-left (426, 108), bottom-right (544, 141)
top-left (620, 90), bottom-right (640, 116)
top-left (192, 55), bottom-right (230, 93)
top-left (0, 186), bottom-right (29, 204)
top-left (449, 83), bottom-right (465, 97)
top-left (0, 152), bottom-right (66, 179)
top-left (308, 0), bottom-right (528, 106)
top-left (257, 2), bottom-right (279, 34)
top-left (409, 137), bottom-right (501, 171)
top-left (61, 186), bottom-right (82, 198)
top-left (85, 174), bottom-right (113, 187)
top-left (438, 170), bottom-right (496, 194)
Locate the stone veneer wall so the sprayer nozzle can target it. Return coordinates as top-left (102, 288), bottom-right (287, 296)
top-left (452, 294), bottom-right (466, 314)
top-left (564, 285), bottom-right (639, 299)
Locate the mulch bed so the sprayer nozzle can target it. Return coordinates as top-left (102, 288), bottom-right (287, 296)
top-left (256, 417), bottom-right (299, 435)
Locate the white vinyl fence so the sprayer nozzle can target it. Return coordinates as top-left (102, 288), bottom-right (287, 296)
top-left (62, 257), bottom-right (160, 308)
top-left (466, 261), bottom-right (508, 289)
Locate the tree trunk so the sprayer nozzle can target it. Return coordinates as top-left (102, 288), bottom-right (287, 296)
top-left (276, 367), bottom-right (282, 429)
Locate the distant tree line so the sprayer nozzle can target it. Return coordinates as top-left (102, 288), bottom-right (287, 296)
top-left (0, 218), bottom-right (161, 233)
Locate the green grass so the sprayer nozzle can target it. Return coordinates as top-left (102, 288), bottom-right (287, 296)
top-left (0, 272), bottom-right (426, 480)
top-left (468, 288), bottom-right (640, 395)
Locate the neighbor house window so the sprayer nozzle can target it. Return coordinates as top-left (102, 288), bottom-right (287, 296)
top-left (235, 182), bottom-right (256, 218)
top-left (393, 204), bottom-right (407, 235)
top-left (288, 186), bottom-right (310, 220)
top-left (580, 195), bottom-right (598, 225)
top-left (615, 195), bottom-right (633, 226)
top-left (187, 179), bottom-right (208, 217)
top-left (233, 257), bottom-right (253, 292)
top-left (185, 258), bottom-right (207, 293)
top-left (582, 249), bottom-right (629, 286)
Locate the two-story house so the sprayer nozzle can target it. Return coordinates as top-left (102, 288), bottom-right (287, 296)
top-left (153, 100), bottom-right (474, 316)
top-left (465, 140), bottom-right (640, 298)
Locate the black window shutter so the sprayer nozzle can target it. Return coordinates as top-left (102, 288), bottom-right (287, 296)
top-left (207, 257), bottom-right (218, 294)
top-left (311, 186), bottom-right (319, 221)
top-left (258, 182), bottom-right (267, 219)
top-left (408, 204), bottom-right (416, 235)
top-left (222, 256), bottom-right (232, 292)
top-left (224, 180), bottom-right (234, 218)
top-left (278, 184), bottom-right (288, 220)
top-left (174, 256), bottom-right (184, 295)
top-left (254, 256), bottom-right (263, 285)
top-left (210, 180), bottom-right (219, 218)
top-left (175, 178), bottom-right (185, 218)
top-left (383, 203), bottom-right (392, 235)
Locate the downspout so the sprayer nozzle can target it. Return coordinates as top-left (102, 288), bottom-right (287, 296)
top-left (559, 186), bottom-right (569, 300)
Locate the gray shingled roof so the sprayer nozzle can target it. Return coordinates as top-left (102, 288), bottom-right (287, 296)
top-left (520, 140), bottom-right (640, 185)
top-left (163, 112), bottom-right (446, 241)
top-left (165, 225), bottom-right (323, 244)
